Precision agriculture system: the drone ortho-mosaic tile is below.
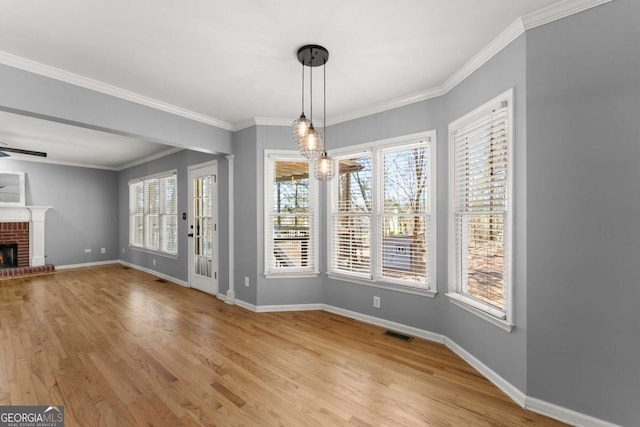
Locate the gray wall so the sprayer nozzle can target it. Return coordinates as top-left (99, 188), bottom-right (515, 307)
top-left (0, 159), bottom-right (118, 266)
top-left (444, 35), bottom-right (528, 392)
top-left (323, 95), bottom-right (447, 333)
top-left (232, 126), bottom-right (258, 305)
top-left (526, 1), bottom-right (640, 425)
top-left (118, 150), bottom-right (228, 289)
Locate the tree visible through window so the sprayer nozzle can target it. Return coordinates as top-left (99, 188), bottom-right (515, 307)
top-left (330, 136), bottom-right (436, 291)
top-left (449, 90), bottom-right (513, 322)
top-left (264, 153), bottom-right (317, 275)
top-left (129, 171), bottom-right (178, 256)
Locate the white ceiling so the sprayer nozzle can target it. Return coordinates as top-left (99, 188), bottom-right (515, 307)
top-left (0, 111), bottom-right (178, 170)
top-left (0, 0), bottom-right (583, 168)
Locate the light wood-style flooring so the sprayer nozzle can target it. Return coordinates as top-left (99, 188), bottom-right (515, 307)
top-left (0, 265), bottom-right (564, 426)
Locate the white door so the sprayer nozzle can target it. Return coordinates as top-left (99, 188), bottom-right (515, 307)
top-left (188, 161), bottom-right (218, 295)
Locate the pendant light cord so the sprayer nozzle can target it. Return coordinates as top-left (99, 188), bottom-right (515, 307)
top-left (323, 58), bottom-right (327, 152)
top-left (301, 60), bottom-right (305, 114)
top-left (309, 49), bottom-right (313, 123)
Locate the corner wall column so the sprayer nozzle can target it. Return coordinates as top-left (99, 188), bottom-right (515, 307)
top-left (225, 154), bottom-right (235, 305)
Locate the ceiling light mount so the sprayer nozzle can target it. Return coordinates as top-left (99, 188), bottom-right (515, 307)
top-left (297, 45), bottom-right (329, 67)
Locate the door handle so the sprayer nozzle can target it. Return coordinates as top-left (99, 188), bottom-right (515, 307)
top-left (187, 233), bottom-right (194, 237)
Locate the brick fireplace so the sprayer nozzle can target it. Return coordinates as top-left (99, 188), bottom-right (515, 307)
top-left (0, 222), bottom-right (30, 267)
top-left (0, 206), bottom-right (54, 278)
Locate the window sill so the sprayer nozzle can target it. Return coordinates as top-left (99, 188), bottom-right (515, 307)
top-left (129, 246), bottom-right (178, 260)
top-left (328, 273), bottom-right (437, 298)
top-left (264, 271), bottom-right (320, 279)
top-left (446, 292), bottom-right (513, 332)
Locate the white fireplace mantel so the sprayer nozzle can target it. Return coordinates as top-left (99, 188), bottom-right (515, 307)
top-left (0, 206), bottom-right (51, 267)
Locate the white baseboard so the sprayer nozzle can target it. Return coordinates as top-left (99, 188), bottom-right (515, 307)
top-left (525, 397), bottom-right (620, 427)
top-left (256, 303), bottom-right (323, 313)
top-left (445, 337), bottom-right (527, 407)
top-left (91, 269), bottom-right (617, 427)
top-left (233, 298), bottom-right (258, 312)
top-left (226, 301), bottom-right (617, 427)
top-left (117, 260), bottom-right (189, 288)
top-left (56, 260), bottom-right (120, 270)
top-left (322, 304), bottom-right (446, 344)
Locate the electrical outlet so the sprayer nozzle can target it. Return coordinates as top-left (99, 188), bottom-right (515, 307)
top-left (152, 258), bottom-right (156, 266)
top-left (101, 248), bottom-right (106, 254)
top-left (122, 247), bottom-right (125, 254)
top-left (244, 276), bottom-right (250, 287)
top-left (373, 296), bottom-right (381, 309)
top-left (84, 248), bottom-right (91, 254)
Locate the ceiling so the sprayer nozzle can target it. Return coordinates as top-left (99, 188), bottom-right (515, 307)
top-left (0, 0), bottom-right (573, 168)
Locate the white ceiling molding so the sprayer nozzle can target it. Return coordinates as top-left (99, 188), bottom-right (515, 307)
top-left (4, 146), bottom-right (184, 171)
top-left (521, 0), bottom-right (613, 30)
top-left (0, 0), bottom-right (612, 132)
top-left (0, 51), bottom-right (234, 131)
top-left (325, 86), bottom-right (447, 127)
top-left (115, 147), bottom-right (184, 171)
top-left (328, 0), bottom-right (612, 125)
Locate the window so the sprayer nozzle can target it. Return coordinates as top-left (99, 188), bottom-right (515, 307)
top-left (329, 132), bottom-right (436, 293)
top-left (129, 170), bottom-right (178, 256)
top-left (448, 89), bottom-right (513, 328)
top-left (264, 151), bottom-right (318, 276)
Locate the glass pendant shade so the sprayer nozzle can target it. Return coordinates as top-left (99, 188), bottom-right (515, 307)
top-left (299, 125), bottom-right (323, 159)
top-left (314, 152), bottom-right (334, 180)
top-left (292, 113), bottom-right (310, 144)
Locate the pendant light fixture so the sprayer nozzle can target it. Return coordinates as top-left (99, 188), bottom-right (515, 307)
top-left (293, 45), bottom-right (328, 160)
top-left (314, 54), bottom-right (334, 181)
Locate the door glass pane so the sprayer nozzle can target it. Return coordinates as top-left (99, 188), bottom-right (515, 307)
top-left (193, 175), bottom-right (214, 278)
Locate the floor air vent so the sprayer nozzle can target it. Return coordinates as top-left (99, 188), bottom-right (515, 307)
top-left (384, 330), bottom-right (414, 342)
top-left (122, 266), bottom-right (130, 269)
top-left (156, 278), bottom-right (168, 283)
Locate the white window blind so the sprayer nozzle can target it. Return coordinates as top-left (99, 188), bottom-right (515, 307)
top-left (331, 154), bottom-right (373, 278)
top-left (378, 143), bottom-right (431, 287)
top-left (160, 175), bottom-right (178, 254)
top-left (130, 182), bottom-right (144, 247)
top-left (450, 91), bottom-right (512, 320)
top-left (145, 179), bottom-right (160, 250)
top-left (264, 153), bottom-right (317, 275)
top-left (129, 171), bottom-right (178, 256)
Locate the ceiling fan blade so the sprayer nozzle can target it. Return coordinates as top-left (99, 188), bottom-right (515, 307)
top-left (1, 147), bottom-right (47, 157)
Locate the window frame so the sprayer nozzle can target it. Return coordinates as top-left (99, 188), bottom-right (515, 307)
top-left (263, 150), bottom-right (319, 278)
top-left (129, 169), bottom-right (178, 258)
top-left (447, 89), bottom-right (514, 331)
top-left (327, 131), bottom-right (437, 297)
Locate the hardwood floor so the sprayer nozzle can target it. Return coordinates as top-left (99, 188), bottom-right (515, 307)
top-left (0, 265), bottom-right (564, 426)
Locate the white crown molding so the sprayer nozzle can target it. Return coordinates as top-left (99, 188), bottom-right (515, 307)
top-left (522, 0), bottom-right (613, 30)
top-left (2, 146), bottom-right (183, 171)
top-left (2, 153), bottom-right (120, 170)
top-left (0, 1), bottom-right (612, 133)
top-left (326, 86), bottom-right (447, 126)
top-left (442, 18), bottom-right (526, 94)
top-left (0, 51), bottom-right (234, 131)
top-left (116, 147), bottom-right (184, 171)
top-left (253, 0), bottom-right (613, 128)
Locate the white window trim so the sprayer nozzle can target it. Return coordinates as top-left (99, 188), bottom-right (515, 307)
top-left (447, 88), bottom-right (514, 331)
top-left (128, 169), bottom-right (178, 259)
top-left (263, 150), bottom-right (319, 278)
top-left (327, 131), bottom-right (437, 297)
